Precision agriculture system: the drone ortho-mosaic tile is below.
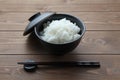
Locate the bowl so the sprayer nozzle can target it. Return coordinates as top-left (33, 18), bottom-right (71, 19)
top-left (24, 12), bottom-right (86, 54)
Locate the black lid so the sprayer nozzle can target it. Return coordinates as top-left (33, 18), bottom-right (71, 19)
top-left (23, 12), bottom-right (56, 36)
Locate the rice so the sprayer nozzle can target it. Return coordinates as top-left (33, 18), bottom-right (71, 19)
top-left (41, 18), bottom-right (81, 44)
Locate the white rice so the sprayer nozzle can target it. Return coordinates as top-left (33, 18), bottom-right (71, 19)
top-left (41, 18), bottom-right (81, 44)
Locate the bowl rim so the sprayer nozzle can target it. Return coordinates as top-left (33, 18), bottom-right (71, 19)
top-left (34, 13), bottom-right (86, 45)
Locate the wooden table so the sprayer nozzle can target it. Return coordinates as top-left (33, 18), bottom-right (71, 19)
top-left (0, 0), bottom-right (120, 80)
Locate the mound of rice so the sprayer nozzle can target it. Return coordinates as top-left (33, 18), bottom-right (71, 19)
top-left (41, 18), bottom-right (81, 44)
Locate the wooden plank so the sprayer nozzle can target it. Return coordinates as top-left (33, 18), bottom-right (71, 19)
top-left (0, 4), bottom-right (120, 12)
top-left (1, 22), bottom-right (120, 31)
top-left (0, 31), bottom-right (120, 55)
top-left (0, 12), bottom-right (120, 30)
top-left (1, 12), bottom-right (120, 23)
top-left (66, 0), bottom-right (120, 4)
top-left (1, 0), bottom-right (120, 4)
top-left (0, 55), bottom-right (120, 80)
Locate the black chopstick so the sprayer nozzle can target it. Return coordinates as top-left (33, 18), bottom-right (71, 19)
top-left (18, 61), bottom-right (100, 67)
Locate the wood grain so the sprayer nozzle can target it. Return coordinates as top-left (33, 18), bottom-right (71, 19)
top-left (0, 4), bottom-right (120, 12)
top-left (0, 55), bottom-right (120, 80)
top-left (0, 0), bottom-right (120, 80)
top-left (0, 12), bottom-right (120, 30)
top-left (0, 31), bottom-right (120, 55)
top-left (1, 22), bottom-right (120, 31)
top-left (1, 0), bottom-right (120, 4)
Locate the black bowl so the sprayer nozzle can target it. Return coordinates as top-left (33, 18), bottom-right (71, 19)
top-left (34, 14), bottom-right (86, 54)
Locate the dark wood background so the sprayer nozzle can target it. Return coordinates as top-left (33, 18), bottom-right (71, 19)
top-left (0, 0), bottom-right (120, 80)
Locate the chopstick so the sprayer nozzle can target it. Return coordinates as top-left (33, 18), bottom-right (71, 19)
top-left (18, 61), bottom-right (100, 72)
top-left (18, 61), bottom-right (100, 67)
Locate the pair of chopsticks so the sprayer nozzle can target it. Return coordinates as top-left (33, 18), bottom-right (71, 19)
top-left (18, 61), bottom-right (100, 72)
top-left (18, 61), bottom-right (100, 67)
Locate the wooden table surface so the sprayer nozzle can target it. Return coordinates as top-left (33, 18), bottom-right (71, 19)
top-left (0, 0), bottom-right (120, 80)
